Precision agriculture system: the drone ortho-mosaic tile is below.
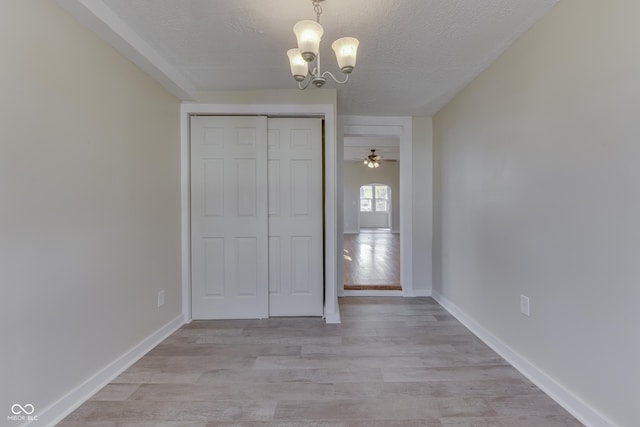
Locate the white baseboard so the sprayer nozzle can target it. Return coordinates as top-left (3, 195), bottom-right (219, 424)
top-left (402, 288), bottom-right (415, 297)
top-left (413, 289), bottom-right (431, 297)
top-left (431, 291), bottom-right (619, 427)
top-left (37, 315), bottom-right (184, 427)
top-left (324, 307), bottom-right (341, 324)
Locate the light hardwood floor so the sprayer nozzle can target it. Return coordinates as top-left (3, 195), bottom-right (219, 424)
top-left (344, 231), bottom-right (401, 290)
top-left (60, 297), bottom-right (582, 426)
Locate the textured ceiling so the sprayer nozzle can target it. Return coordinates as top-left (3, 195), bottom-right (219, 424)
top-left (95, 0), bottom-right (558, 116)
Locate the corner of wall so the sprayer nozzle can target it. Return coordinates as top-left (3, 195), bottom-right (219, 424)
top-left (42, 316), bottom-right (184, 425)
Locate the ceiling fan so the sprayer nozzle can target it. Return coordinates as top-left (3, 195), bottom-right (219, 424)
top-left (364, 149), bottom-right (383, 168)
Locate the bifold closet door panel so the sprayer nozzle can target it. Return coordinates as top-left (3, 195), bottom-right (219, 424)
top-left (190, 116), bottom-right (269, 319)
top-left (267, 118), bottom-right (324, 317)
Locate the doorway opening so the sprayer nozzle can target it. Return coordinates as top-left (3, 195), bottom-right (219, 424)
top-left (341, 115), bottom-right (411, 296)
top-left (344, 182), bottom-right (400, 291)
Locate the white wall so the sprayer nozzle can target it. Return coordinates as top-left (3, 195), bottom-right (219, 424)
top-left (433, 1), bottom-right (640, 426)
top-left (0, 1), bottom-right (182, 423)
top-left (359, 211), bottom-right (390, 229)
top-left (343, 162), bottom-right (400, 233)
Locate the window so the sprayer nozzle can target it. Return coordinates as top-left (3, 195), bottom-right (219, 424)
top-left (360, 184), bottom-right (389, 212)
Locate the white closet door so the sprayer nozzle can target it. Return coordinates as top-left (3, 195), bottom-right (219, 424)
top-left (191, 116), bottom-right (269, 319)
top-left (267, 118), bottom-right (324, 316)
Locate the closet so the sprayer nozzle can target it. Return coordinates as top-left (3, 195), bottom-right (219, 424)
top-left (190, 116), bottom-right (323, 319)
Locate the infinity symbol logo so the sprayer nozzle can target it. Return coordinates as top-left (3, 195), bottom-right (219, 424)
top-left (11, 404), bottom-right (35, 415)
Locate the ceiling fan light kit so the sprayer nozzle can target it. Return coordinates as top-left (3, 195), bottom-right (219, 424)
top-left (287, 0), bottom-right (359, 89)
top-left (364, 149), bottom-right (382, 168)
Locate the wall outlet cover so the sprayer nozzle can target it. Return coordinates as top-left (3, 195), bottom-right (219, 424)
top-left (157, 290), bottom-right (165, 307)
top-left (520, 294), bottom-right (530, 317)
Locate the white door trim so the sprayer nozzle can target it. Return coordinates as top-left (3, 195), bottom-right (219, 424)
top-left (340, 115), bottom-right (414, 297)
top-left (180, 103), bottom-right (340, 324)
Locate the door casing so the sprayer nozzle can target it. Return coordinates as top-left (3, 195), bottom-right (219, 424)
top-left (340, 115), bottom-right (415, 297)
top-left (180, 103), bottom-right (341, 323)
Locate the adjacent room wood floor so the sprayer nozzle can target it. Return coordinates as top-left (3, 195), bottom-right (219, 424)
top-left (344, 230), bottom-right (401, 290)
top-left (60, 297), bottom-right (581, 426)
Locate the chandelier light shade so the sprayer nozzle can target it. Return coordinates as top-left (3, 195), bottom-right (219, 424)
top-left (287, 0), bottom-right (359, 89)
top-left (331, 37), bottom-right (359, 73)
top-left (287, 49), bottom-right (308, 81)
top-left (293, 20), bottom-right (324, 62)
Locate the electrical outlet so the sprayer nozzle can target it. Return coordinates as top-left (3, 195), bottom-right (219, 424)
top-left (520, 295), bottom-right (530, 317)
top-left (157, 290), bottom-right (165, 307)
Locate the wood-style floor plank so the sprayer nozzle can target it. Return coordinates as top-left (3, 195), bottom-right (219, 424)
top-left (59, 297), bottom-right (582, 426)
top-left (343, 231), bottom-right (401, 290)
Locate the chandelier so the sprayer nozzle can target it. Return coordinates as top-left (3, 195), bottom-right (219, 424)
top-left (287, 0), bottom-right (359, 89)
top-left (364, 149), bottom-right (382, 168)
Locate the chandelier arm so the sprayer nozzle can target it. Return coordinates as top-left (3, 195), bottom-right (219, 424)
top-left (321, 71), bottom-right (350, 84)
top-left (298, 77), bottom-right (314, 90)
top-left (316, 50), bottom-right (322, 76)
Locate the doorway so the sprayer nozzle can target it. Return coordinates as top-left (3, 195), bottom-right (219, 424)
top-left (341, 115), bottom-right (411, 296)
top-left (344, 182), bottom-right (399, 290)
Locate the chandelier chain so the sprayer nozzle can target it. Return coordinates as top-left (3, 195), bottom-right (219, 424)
top-left (312, 0), bottom-right (323, 22)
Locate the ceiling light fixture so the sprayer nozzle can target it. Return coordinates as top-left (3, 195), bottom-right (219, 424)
top-left (364, 149), bottom-right (382, 168)
top-left (287, 0), bottom-right (359, 89)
